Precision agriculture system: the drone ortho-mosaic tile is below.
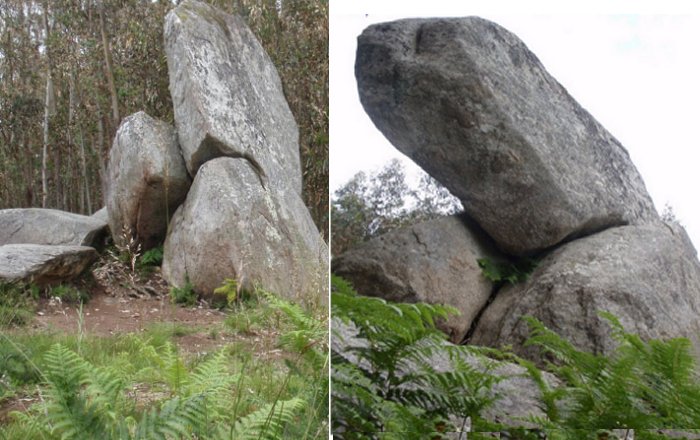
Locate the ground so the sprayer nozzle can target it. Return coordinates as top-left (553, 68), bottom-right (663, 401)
top-left (0, 258), bottom-right (305, 428)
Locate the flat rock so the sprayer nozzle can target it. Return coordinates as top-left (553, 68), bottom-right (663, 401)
top-left (0, 208), bottom-right (107, 247)
top-left (0, 244), bottom-right (98, 285)
top-left (470, 222), bottom-right (700, 363)
top-left (106, 112), bottom-right (191, 250)
top-left (164, 0), bottom-right (301, 194)
top-left (355, 17), bottom-right (657, 255)
top-left (162, 157), bottom-right (327, 303)
top-left (332, 214), bottom-right (501, 342)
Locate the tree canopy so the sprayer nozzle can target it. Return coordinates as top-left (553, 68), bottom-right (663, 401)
top-left (331, 159), bottom-right (462, 255)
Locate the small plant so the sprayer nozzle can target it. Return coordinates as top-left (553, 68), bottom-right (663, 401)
top-left (169, 276), bottom-right (197, 306)
top-left (0, 282), bottom-right (39, 328)
top-left (115, 226), bottom-right (142, 273)
top-left (49, 284), bottom-right (89, 304)
top-left (213, 278), bottom-right (240, 306)
top-left (139, 245), bottom-right (164, 267)
top-left (477, 256), bottom-right (538, 285)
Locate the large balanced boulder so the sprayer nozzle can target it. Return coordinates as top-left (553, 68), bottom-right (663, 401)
top-left (164, 0), bottom-right (301, 194)
top-left (0, 244), bottom-right (97, 285)
top-left (332, 214), bottom-right (501, 342)
top-left (162, 157), bottom-right (327, 303)
top-left (0, 208), bottom-right (107, 247)
top-left (355, 17), bottom-right (657, 255)
top-left (469, 222), bottom-right (700, 363)
top-left (106, 112), bottom-right (191, 250)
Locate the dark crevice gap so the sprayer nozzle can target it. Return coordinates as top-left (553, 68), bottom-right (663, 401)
top-left (460, 281), bottom-right (502, 345)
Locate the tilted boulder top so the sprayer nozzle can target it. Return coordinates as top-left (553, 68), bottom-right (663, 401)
top-left (355, 17), bottom-right (658, 255)
top-left (164, 0), bottom-right (301, 194)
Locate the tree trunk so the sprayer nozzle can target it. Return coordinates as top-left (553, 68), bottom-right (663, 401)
top-left (99, 1), bottom-right (120, 128)
top-left (41, 0), bottom-right (55, 208)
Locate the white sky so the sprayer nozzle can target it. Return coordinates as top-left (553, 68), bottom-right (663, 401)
top-left (329, 1), bottom-right (700, 248)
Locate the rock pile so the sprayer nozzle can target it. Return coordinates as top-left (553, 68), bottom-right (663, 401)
top-left (337, 16), bottom-right (700, 367)
top-left (1, 0), bottom-right (327, 304)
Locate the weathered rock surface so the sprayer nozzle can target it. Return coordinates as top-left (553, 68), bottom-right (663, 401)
top-left (0, 208), bottom-right (107, 247)
top-left (332, 214), bottom-right (501, 342)
top-left (355, 17), bottom-right (657, 255)
top-left (332, 318), bottom-right (555, 428)
top-left (162, 157), bottom-right (327, 302)
top-left (470, 223), bottom-right (700, 363)
top-left (164, 0), bottom-right (301, 194)
top-left (106, 112), bottom-right (191, 250)
top-left (91, 207), bottom-right (108, 224)
top-left (0, 244), bottom-right (98, 285)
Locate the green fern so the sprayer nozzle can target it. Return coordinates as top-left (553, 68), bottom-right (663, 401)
top-left (477, 257), bottom-right (538, 285)
top-left (219, 397), bottom-right (306, 440)
top-left (331, 275), bottom-right (501, 437)
top-left (7, 342), bottom-right (308, 440)
top-left (523, 313), bottom-right (700, 434)
top-left (261, 290), bottom-right (327, 370)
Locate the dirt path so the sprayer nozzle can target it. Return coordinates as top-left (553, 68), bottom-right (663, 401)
top-left (34, 286), bottom-right (226, 336)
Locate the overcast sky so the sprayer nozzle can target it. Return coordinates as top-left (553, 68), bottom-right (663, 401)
top-left (330, 1), bottom-right (700, 247)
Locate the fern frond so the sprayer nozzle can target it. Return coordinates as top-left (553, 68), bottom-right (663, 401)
top-left (229, 397), bottom-right (306, 440)
top-left (159, 343), bottom-right (188, 394)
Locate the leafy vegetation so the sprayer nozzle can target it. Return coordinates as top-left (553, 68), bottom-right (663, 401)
top-left (0, 282), bottom-right (39, 328)
top-left (139, 246), bottom-right (164, 267)
top-left (332, 276), bottom-right (502, 438)
top-left (477, 257), bottom-right (539, 285)
top-left (0, 288), bottom-right (329, 439)
top-left (213, 278), bottom-right (241, 307)
top-left (523, 312), bottom-right (700, 436)
top-left (332, 275), bottom-right (700, 439)
top-left (169, 276), bottom-right (197, 306)
top-left (48, 284), bottom-right (90, 304)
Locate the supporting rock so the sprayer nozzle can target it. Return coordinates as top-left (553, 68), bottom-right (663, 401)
top-left (470, 222), bottom-right (700, 364)
top-left (162, 157), bottom-right (327, 303)
top-left (332, 214), bottom-right (502, 342)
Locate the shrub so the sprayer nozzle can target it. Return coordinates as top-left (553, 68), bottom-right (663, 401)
top-left (477, 257), bottom-right (538, 285)
top-left (169, 277), bottom-right (197, 306)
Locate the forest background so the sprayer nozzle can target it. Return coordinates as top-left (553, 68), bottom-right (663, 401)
top-left (0, 0), bottom-right (328, 238)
